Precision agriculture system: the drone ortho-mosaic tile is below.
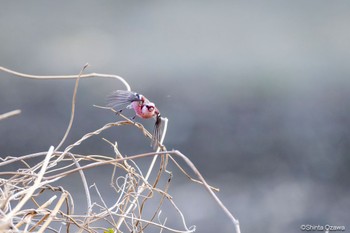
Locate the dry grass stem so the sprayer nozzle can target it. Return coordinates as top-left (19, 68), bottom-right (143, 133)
top-left (0, 110), bottom-right (21, 121)
top-left (0, 66), bottom-right (131, 91)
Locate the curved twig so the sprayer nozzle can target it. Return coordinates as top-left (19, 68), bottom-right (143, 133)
top-left (0, 66), bottom-right (131, 91)
top-left (55, 63), bottom-right (88, 151)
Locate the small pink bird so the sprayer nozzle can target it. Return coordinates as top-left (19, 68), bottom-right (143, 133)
top-left (107, 90), bottom-right (164, 149)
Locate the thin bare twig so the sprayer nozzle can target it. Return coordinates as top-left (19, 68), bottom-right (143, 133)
top-left (0, 109), bottom-right (21, 121)
top-left (56, 63), bottom-right (88, 151)
top-left (0, 66), bottom-right (131, 91)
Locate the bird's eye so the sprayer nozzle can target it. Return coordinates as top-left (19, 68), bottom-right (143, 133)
top-left (148, 106), bottom-right (154, 112)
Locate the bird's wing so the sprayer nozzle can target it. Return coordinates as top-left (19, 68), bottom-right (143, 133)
top-left (151, 115), bottom-right (164, 150)
top-left (106, 90), bottom-right (141, 108)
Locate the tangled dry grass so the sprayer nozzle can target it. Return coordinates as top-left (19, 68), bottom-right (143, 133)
top-left (0, 65), bottom-right (241, 233)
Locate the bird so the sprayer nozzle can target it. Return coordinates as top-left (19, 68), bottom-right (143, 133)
top-left (107, 90), bottom-right (164, 149)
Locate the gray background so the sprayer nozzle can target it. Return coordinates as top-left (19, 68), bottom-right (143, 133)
top-left (1, 1), bottom-right (350, 232)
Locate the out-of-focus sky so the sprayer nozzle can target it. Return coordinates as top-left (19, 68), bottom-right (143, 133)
top-left (1, 1), bottom-right (350, 232)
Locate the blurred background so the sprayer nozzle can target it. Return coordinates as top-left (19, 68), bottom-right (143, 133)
top-left (1, 1), bottom-right (350, 232)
